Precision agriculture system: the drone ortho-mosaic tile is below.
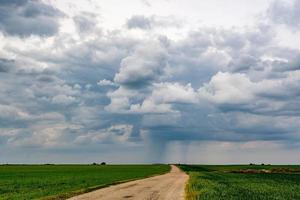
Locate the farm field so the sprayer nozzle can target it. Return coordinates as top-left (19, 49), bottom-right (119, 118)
top-left (178, 165), bottom-right (300, 200)
top-left (0, 164), bottom-right (170, 200)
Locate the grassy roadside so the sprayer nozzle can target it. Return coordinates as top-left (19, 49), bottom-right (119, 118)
top-left (178, 165), bottom-right (300, 200)
top-left (0, 164), bottom-right (170, 200)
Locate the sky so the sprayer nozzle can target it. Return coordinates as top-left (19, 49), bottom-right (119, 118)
top-left (1, 0), bottom-right (300, 164)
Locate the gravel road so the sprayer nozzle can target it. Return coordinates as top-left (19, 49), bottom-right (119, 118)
top-left (68, 165), bottom-right (188, 200)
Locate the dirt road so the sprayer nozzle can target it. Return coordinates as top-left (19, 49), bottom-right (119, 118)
top-left (68, 165), bottom-right (188, 200)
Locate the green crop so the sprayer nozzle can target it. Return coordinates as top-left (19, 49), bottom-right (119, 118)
top-left (178, 165), bottom-right (300, 200)
top-left (0, 164), bottom-right (170, 200)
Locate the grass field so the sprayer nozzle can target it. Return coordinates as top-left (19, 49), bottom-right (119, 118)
top-left (0, 164), bottom-right (170, 200)
top-left (178, 165), bottom-right (300, 200)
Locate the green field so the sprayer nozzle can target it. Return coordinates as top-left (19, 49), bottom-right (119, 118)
top-left (178, 165), bottom-right (300, 200)
top-left (0, 164), bottom-right (170, 200)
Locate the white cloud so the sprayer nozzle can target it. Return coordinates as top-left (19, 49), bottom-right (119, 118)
top-left (105, 96), bottom-right (130, 113)
top-left (105, 86), bottom-right (140, 113)
top-left (198, 72), bottom-right (255, 104)
top-left (129, 82), bottom-right (198, 114)
top-left (8, 124), bottom-right (81, 148)
top-left (130, 100), bottom-right (175, 114)
top-left (0, 104), bottom-right (31, 121)
top-left (52, 94), bottom-right (77, 105)
top-left (75, 124), bottom-right (133, 144)
top-left (114, 40), bottom-right (168, 86)
top-left (151, 82), bottom-right (198, 104)
top-left (97, 79), bottom-right (117, 87)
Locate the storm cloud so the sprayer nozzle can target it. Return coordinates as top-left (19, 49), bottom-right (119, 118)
top-left (0, 0), bottom-right (63, 37)
top-left (0, 0), bottom-right (300, 164)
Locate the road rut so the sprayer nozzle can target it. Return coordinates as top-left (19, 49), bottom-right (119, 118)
top-left (68, 165), bottom-right (188, 200)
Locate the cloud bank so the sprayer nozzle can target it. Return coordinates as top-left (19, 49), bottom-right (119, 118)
top-left (1, 0), bottom-right (300, 164)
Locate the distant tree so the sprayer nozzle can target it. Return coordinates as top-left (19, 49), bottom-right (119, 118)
top-left (261, 163), bottom-right (265, 166)
top-left (92, 162), bottom-right (98, 165)
top-left (101, 162), bottom-right (106, 165)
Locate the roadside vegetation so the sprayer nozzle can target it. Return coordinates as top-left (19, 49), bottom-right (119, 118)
top-left (0, 164), bottom-right (170, 200)
top-left (178, 164), bottom-right (300, 200)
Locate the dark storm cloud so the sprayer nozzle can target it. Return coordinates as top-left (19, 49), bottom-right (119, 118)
top-left (2, 23), bottom-right (300, 153)
top-left (0, 0), bottom-right (63, 37)
top-left (0, 58), bottom-right (15, 72)
top-left (0, 29), bottom-right (138, 150)
top-left (0, 0), bottom-right (27, 6)
top-left (1, 0), bottom-right (300, 163)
